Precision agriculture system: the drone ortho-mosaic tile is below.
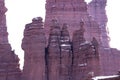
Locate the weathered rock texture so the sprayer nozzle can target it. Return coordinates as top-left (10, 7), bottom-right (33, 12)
top-left (0, 0), bottom-right (21, 80)
top-left (21, 0), bottom-right (120, 80)
top-left (44, 0), bottom-right (101, 47)
top-left (47, 20), bottom-right (72, 80)
top-left (88, 0), bottom-right (109, 48)
top-left (72, 21), bottom-right (100, 80)
top-left (22, 17), bottom-right (46, 80)
top-left (87, 0), bottom-right (120, 76)
top-left (60, 23), bottom-right (72, 80)
top-left (47, 19), bottom-right (61, 80)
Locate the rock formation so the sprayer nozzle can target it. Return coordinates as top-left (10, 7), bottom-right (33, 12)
top-left (60, 23), bottom-right (72, 80)
top-left (22, 17), bottom-right (46, 80)
top-left (88, 0), bottom-right (109, 48)
top-left (44, 0), bottom-right (101, 47)
top-left (0, 0), bottom-right (21, 80)
top-left (88, 0), bottom-right (120, 76)
top-left (47, 19), bottom-right (61, 80)
top-left (72, 21), bottom-right (100, 80)
top-left (0, 0), bottom-right (118, 80)
top-left (1, 0), bottom-right (120, 80)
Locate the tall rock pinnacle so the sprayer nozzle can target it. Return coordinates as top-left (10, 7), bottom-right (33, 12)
top-left (0, 0), bottom-right (21, 80)
top-left (22, 17), bottom-right (46, 80)
top-left (44, 0), bottom-right (102, 48)
top-left (47, 19), bottom-right (61, 80)
top-left (72, 21), bottom-right (100, 80)
top-left (0, 0), bottom-right (8, 44)
top-left (21, 0), bottom-right (120, 80)
top-left (88, 0), bottom-right (109, 48)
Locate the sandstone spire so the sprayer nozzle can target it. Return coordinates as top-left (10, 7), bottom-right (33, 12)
top-left (0, 0), bottom-right (21, 80)
top-left (47, 19), bottom-right (61, 80)
top-left (44, 0), bottom-right (101, 47)
top-left (60, 23), bottom-right (72, 80)
top-left (0, 0), bottom-right (8, 44)
top-left (20, 0), bottom-right (120, 80)
top-left (88, 0), bottom-right (109, 48)
top-left (22, 17), bottom-right (46, 80)
top-left (72, 21), bottom-right (100, 80)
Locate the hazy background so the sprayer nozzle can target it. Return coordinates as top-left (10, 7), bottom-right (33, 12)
top-left (5, 0), bottom-right (120, 69)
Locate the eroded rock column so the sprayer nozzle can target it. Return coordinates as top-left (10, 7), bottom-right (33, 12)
top-left (59, 23), bottom-right (72, 80)
top-left (22, 17), bottom-right (46, 80)
top-left (47, 19), bottom-right (61, 80)
top-left (72, 21), bottom-right (100, 80)
top-left (0, 0), bottom-right (21, 80)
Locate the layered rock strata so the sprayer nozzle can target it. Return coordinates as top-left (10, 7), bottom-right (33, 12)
top-left (88, 0), bottom-right (109, 48)
top-left (0, 0), bottom-right (21, 80)
top-left (45, 0), bottom-right (101, 47)
top-left (59, 24), bottom-right (72, 80)
top-left (47, 19), bottom-right (61, 80)
top-left (22, 17), bottom-right (46, 80)
top-left (72, 21), bottom-right (100, 80)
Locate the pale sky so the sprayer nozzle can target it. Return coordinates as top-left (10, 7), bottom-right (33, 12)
top-left (5, 0), bottom-right (120, 69)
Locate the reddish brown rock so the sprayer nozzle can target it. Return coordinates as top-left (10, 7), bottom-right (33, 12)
top-left (0, 0), bottom-right (21, 80)
top-left (20, 0), bottom-right (120, 80)
top-left (44, 0), bottom-right (101, 45)
top-left (72, 21), bottom-right (100, 80)
top-left (88, 0), bottom-right (120, 76)
top-left (47, 19), bottom-right (61, 80)
top-left (88, 0), bottom-right (109, 48)
top-left (60, 23), bottom-right (72, 80)
top-left (22, 17), bottom-right (46, 80)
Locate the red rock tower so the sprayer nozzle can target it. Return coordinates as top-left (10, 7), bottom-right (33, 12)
top-left (21, 0), bottom-right (120, 80)
top-left (88, 0), bottom-right (109, 48)
top-left (22, 17), bottom-right (46, 80)
top-left (72, 21), bottom-right (100, 80)
top-left (0, 0), bottom-right (21, 80)
top-left (47, 19), bottom-right (61, 80)
top-left (45, 0), bottom-right (101, 47)
top-left (60, 23), bottom-right (72, 80)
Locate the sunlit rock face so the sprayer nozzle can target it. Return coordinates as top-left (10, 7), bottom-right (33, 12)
top-left (22, 17), bottom-right (46, 80)
top-left (0, 0), bottom-right (21, 80)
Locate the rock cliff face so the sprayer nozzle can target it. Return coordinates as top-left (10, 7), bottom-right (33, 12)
top-left (47, 21), bottom-right (72, 80)
top-left (21, 0), bottom-right (120, 80)
top-left (60, 23), bottom-right (72, 80)
top-left (0, 0), bottom-right (21, 80)
top-left (44, 0), bottom-right (101, 47)
top-left (47, 19), bottom-right (61, 80)
top-left (22, 17), bottom-right (101, 80)
top-left (72, 21), bottom-right (100, 80)
top-left (88, 0), bottom-right (109, 48)
top-left (22, 17), bottom-right (46, 80)
top-left (88, 0), bottom-right (120, 76)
